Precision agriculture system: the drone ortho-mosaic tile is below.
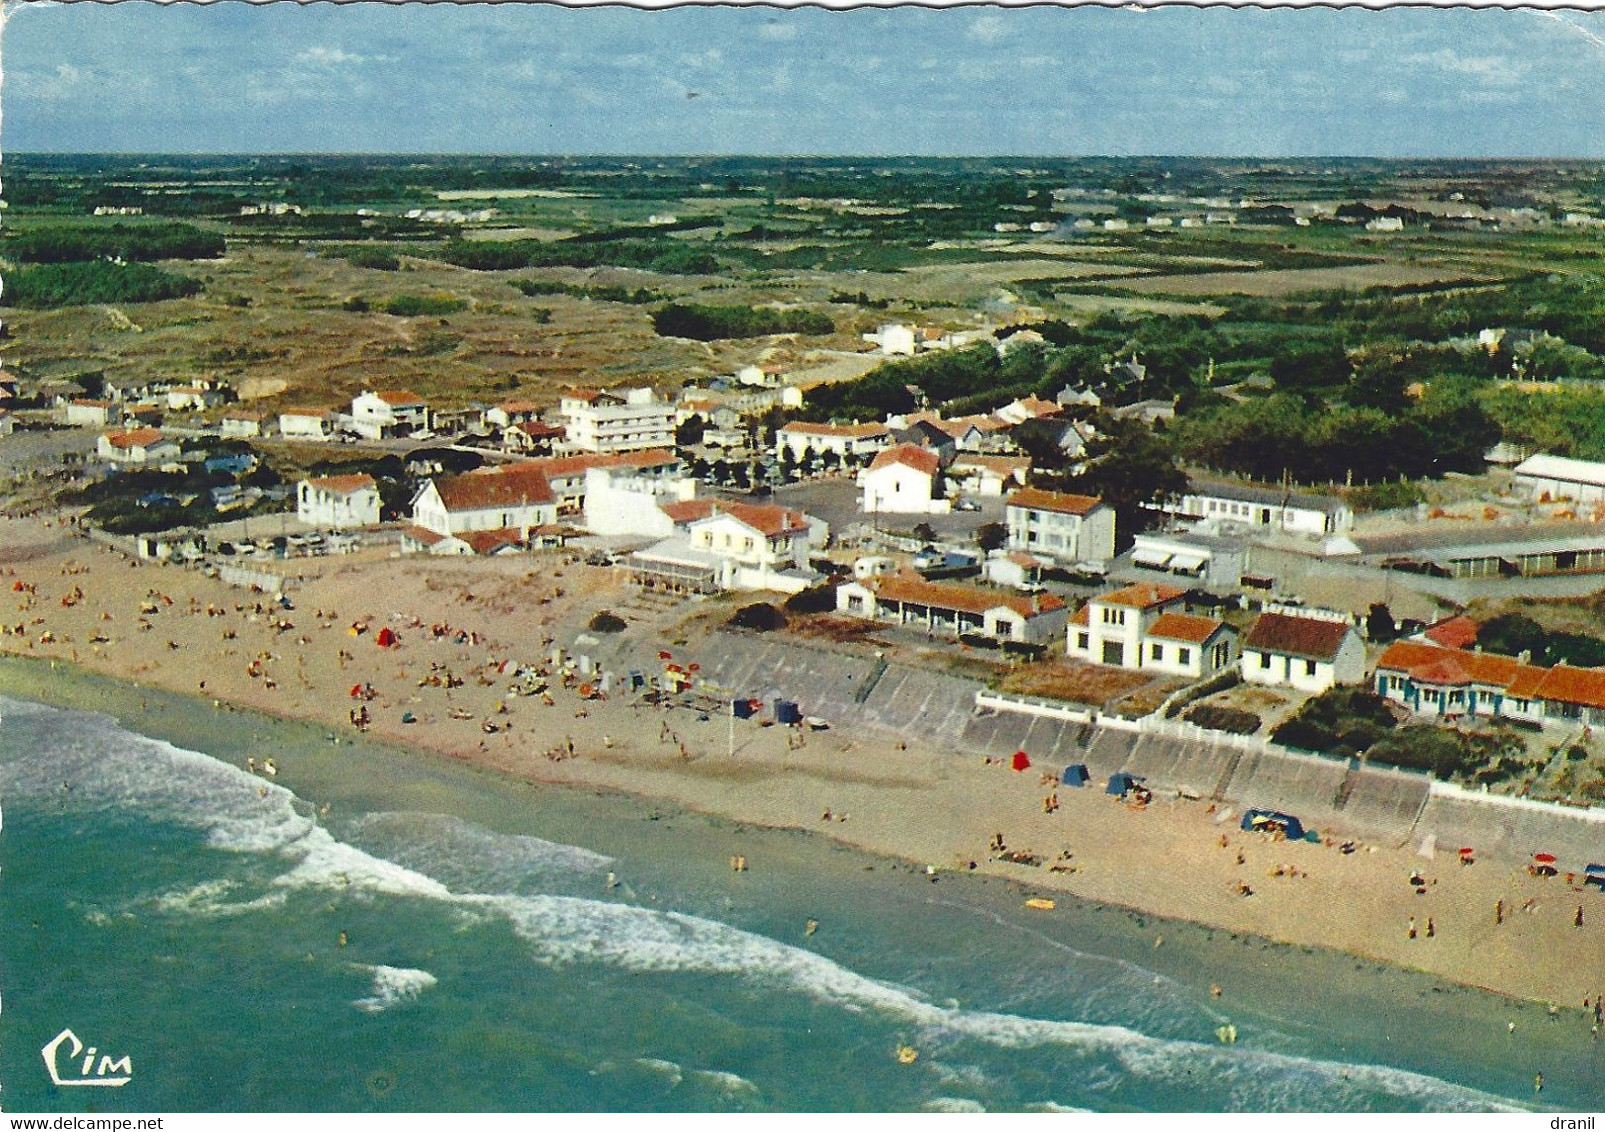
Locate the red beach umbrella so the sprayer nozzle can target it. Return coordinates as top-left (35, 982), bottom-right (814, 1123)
top-left (1534, 853), bottom-right (1558, 865)
top-left (658, 650), bottom-right (673, 660)
top-left (1011, 750), bottom-right (1031, 772)
top-left (1458, 847), bottom-right (1475, 858)
top-left (688, 663), bottom-right (701, 672)
top-left (349, 684), bottom-right (363, 698)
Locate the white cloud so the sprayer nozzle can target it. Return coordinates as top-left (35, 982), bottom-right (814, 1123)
top-left (967, 15), bottom-right (1006, 44)
top-left (295, 45), bottom-right (369, 67)
top-left (1401, 48), bottom-right (1524, 87)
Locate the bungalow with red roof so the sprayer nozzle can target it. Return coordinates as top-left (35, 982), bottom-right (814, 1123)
top-left (836, 573), bottom-right (1070, 645)
top-left (860, 444), bottom-right (949, 514)
top-left (297, 473), bottom-right (380, 530)
top-left (1005, 487), bottom-right (1116, 569)
top-left (1241, 609), bottom-right (1366, 693)
top-left (1371, 639), bottom-right (1605, 729)
top-left (775, 421), bottom-right (891, 464)
top-left (409, 462), bottom-right (556, 542)
top-left (350, 389), bottom-right (430, 440)
top-left (1419, 615), bottom-right (1481, 651)
top-left (220, 408), bottom-right (273, 438)
top-left (1066, 582), bottom-right (1233, 676)
top-left (66, 399), bottom-right (115, 428)
top-left (628, 501), bottom-right (826, 594)
top-left (97, 428), bottom-right (180, 465)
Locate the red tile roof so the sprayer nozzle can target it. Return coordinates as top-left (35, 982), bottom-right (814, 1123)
top-left (526, 450), bottom-right (678, 481)
top-left (868, 444), bottom-right (940, 476)
top-left (1532, 666), bottom-right (1605, 711)
top-left (1375, 640), bottom-right (1537, 690)
top-left (435, 464), bottom-right (555, 511)
top-left (1009, 395), bottom-right (1064, 419)
top-left (1244, 612), bottom-right (1354, 662)
top-left (954, 455), bottom-right (1031, 479)
top-left (1148, 612), bottom-right (1231, 645)
top-left (459, 528), bottom-right (525, 556)
top-left (1095, 582), bottom-right (1185, 610)
top-left (373, 390), bottom-right (426, 407)
top-left (305, 473), bottom-right (376, 495)
top-left (660, 498), bottom-right (721, 525)
top-left (872, 574), bottom-right (1066, 620)
top-left (1069, 605), bottom-right (1090, 627)
top-left (779, 421), bottom-right (890, 438)
top-left (402, 525), bottom-right (447, 547)
top-left (103, 428), bottom-right (165, 449)
top-left (707, 502), bottom-right (810, 539)
top-left (1008, 487), bottom-right (1103, 516)
top-left (1423, 615), bottom-right (1481, 650)
top-left (496, 400), bottom-right (542, 414)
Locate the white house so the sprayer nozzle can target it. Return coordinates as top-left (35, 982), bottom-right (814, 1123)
top-left (983, 550), bottom-right (1044, 590)
top-left (219, 409), bottom-right (271, 438)
top-left (951, 455), bottom-right (1030, 497)
top-left (775, 422), bottom-right (891, 464)
top-left (1159, 480), bottom-right (1353, 537)
top-left (1240, 609), bottom-right (1366, 694)
top-left (1005, 487), bottom-right (1117, 569)
top-left (836, 574), bottom-right (1069, 645)
top-left (860, 444), bottom-right (948, 514)
top-left (410, 462), bottom-right (557, 539)
top-left (524, 449), bottom-right (682, 515)
top-left (484, 400), bottom-right (544, 430)
top-left (66, 399), bottom-right (115, 428)
top-left (735, 363), bottom-right (785, 388)
top-left (97, 428), bottom-right (180, 465)
top-left (502, 420), bottom-right (564, 456)
top-left (350, 389), bottom-right (430, 440)
top-left (1128, 531), bottom-right (1249, 590)
top-left (165, 385), bottom-right (222, 413)
top-left (297, 474), bottom-right (381, 530)
top-left (863, 323), bottom-right (916, 356)
top-left (993, 395), bottom-right (1063, 426)
top-left (279, 408), bottom-right (332, 442)
top-left (561, 388), bottom-right (675, 454)
top-left (582, 466), bottom-right (699, 539)
top-left (1512, 454), bottom-right (1605, 504)
top-left (1066, 582), bottom-right (1187, 669)
top-left (629, 502), bottom-right (824, 594)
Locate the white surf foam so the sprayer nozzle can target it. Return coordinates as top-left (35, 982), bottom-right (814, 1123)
top-left (352, 964), bottom-right (438, 1013)
top-left (923, 1097), bottom-right (987, 1113)
top-left (689, 1069), bottom-right (759, 1098)
top-left (343, 811), bottom-right (612, 894)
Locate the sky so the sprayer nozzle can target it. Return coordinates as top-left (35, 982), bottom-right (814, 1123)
top-left (6, 2), bottom-right (1605, 157)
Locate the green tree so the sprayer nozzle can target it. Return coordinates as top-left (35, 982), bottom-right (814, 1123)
top-left (976, 522), bottom-right (1008, 553)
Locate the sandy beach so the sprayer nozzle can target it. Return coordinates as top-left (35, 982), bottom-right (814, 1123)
top-left (4, 513), bottom-right (1604, 1014)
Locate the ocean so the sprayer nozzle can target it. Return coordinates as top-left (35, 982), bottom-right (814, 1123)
top-left (0, 660), bottom-right (1596, 1113)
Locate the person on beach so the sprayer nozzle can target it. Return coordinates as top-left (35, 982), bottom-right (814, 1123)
top-left (1496, 900), bottom-right (1504, 925)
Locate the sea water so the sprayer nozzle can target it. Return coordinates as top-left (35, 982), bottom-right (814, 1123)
top-left (0, 664), bottom-right (1598, 1112)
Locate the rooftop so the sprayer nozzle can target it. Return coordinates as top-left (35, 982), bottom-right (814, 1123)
top-left (1147, 612), bottom-right (1232, 645)
top-left (868, 444), bottom-right (941, 477)
top-left (434, 464), bottom-right (555, 511)
top-left (304, 473), bottom-right (376, 495)
top-left (1008, 487), bottom-right (1103, 516)
top-left (1243, 611), bottom-right (1354, 661)
top-left (871, 573), bottom-right (1067, 620)
top-left (1094, 582), bottom-right (1187, 609)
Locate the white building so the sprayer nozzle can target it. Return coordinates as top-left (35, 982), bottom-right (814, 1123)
top-left (860, 444), bottom-right (948, 514)
top-left (1005, 488), bottom-right (1117, 569)
top-left (219, 409), bottom-right (271, 438)
top-left (1512, 454), bottom-right (1605, 504)
top-left (983, 550), bottom-right (1044, 590)
top-left (581, 466), bottom-right (699, 539)
top-left (1159, 481), bottom-right (1353, 537)
top-left (278, 408), bottom-right (332, 442)
top-left (66, 400), bottom-right (115, 428)
top-left (350, 389), bottom-right (430, 440)
top-left (166, 385), bottom-right (222, 413)
top-left (1067, 583), bottom-right (1236, 678)
top-left (775, 422), bottom-right (891, 464)
top-left (1371, 640), bottom-right (1605, 730)
top-left (1240, 609), bottom-right (1366, 694)
top-left (560, 388), bottom-right (675, 454)
top-left (863, 323), bottom-right (917, 356)
top-left (629, 502), bottom-right (824, 595)
top-left (993, 395), bottom-right (1064, 426)
top-left (97, 428), bottom-right (180, 465)
top-left (950, 455), bottom-right (1030, 498)
top-left (836, 574), bottom-right (1069, 645)
top-left (523, 450), bottom-right (681, 516)
top-left (410, 463), bottom-right (558, 539)
top-left (1128, 531), bottom-right (1249, 590)
top-left (484, 400), bottom-right (544, 430)
top-left (297, 474), bottom-right (381, 530)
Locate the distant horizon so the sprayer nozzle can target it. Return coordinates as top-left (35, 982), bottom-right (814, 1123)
top-left (10, 3), bottom-right (1605, 158)
top-left (10, 151), bottom-right (1605, 163)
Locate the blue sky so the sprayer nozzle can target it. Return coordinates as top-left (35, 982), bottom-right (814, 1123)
top-left (7, 3), bottom-right (1605, 156)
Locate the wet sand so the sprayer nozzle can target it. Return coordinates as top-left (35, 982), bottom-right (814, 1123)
top-left (4, 513), bottom-right (1604, 1011)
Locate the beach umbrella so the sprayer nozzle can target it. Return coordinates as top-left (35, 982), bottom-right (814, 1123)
top-left (349, 684), bottom-right (363, 698)
top-left (1011, 750), bottom-right (1031, 772)
top-left (658, 650), bottom-right (673, 660)
top-left (1534, 853), bottom-right (1558, 865)
top-left (688, 663), bottom-right (701, 672)
top-left (376, 626), bottom-right (398, 648)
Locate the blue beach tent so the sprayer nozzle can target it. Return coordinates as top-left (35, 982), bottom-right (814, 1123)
top-left (1106, 772), bottom-right (1145, 797)
top-left (1062, 764), bottom-right (1090, 787)
top-left (1241, 809), bottom-right (1308, 841)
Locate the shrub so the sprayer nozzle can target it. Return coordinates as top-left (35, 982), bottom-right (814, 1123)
top-left (2, 261), bottom-right (203, 308)
top-left (587, 610), bottom-right (627, 633)
top-left (651, 303), bottom-right (834, 341)
top-left (728, 603), bottom-right (786, 631)
top-left (1184, 704), bottom-right (1261, 734)
top-left (383, 294), bottom-right (467, 317)
top-left (784, 585), bottom-right (838, 615)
